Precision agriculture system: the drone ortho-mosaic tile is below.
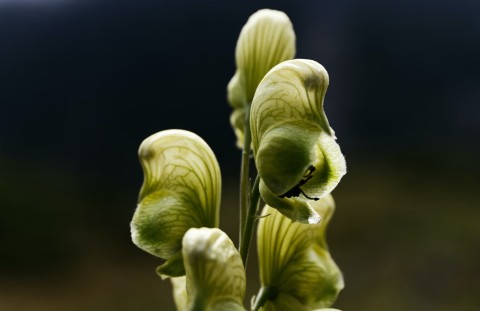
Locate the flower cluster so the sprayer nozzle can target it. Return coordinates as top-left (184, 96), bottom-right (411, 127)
top-left (130, 9), bottom-right (346, 311)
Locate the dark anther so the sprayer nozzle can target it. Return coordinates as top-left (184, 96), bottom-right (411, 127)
top-left (279, 165), bottom-right (319, 201)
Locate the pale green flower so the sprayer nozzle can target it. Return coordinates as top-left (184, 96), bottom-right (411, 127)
top-left (250, 59), bottom-right (346, 223)
top-left (228, 9), bottom-right (296, 148)
top-left (182, 228), bottom-right (246, 311)
top-left (130, 129), bottom-right (221, 278)
top-left (256, 195), bottom-right (344, 311)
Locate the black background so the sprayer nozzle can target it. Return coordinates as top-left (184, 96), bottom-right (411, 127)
top-left (1, 0), bottom-right (479, 310)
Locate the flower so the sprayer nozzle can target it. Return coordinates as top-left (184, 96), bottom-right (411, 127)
top-left (181, 228), bottom-right (246, 311)
top-left (130, 129), bottom-right (221, 278)
top-left (228, 9), bottom-right (296, 148)
top-left (250, 59), bottom-right (346, 223)
top-left (256, 195), bottom-right (344, 310)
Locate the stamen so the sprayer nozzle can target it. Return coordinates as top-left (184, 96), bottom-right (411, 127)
top-left (299, 188), bottom-right (319, 201)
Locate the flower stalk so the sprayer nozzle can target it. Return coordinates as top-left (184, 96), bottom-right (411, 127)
top-left (252, 286), bottom-right (277, 311)
top-left (239, 174), bottom-right (261, 266)
top-left (238, 102), bottom-right (251, 250)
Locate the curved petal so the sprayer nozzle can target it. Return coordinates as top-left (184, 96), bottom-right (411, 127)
top-left (257, 195), bottom-right (344, 310)
top-left (228, 9), bottom-right (296, 148)
top-left (250, 59), bottom-right (346, 222)
top-left (235, 9), bottom-right (296, 103)
top-left (259, 179), bottom-right (320, 224)
top-left (183, 228), bottom-right (246, 311)
top-left (130, 129), bottom-right (221, 277)
top-left (171, 276), bottom-right (187, 311)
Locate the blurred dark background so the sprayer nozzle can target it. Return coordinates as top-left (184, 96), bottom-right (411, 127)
top-left (1, 0), bottom-right (479, 310)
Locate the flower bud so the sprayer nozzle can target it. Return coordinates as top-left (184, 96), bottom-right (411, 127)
top-left (228, 9), bottom-right (296, 148)
top-left (250, 59), bottom-right (346, 223)
top-left (130, 130), bottom-right (221, 278)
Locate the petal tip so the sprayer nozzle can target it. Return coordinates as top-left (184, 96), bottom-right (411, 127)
top-left (308, 213), bottom-right (321, 224)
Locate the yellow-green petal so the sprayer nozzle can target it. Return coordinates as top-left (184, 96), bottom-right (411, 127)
top-left (130, 129), bottom-right (221, 278)
top-left (228, 9), bottom-right (296, 148)
top-left (235, 9), bottom-right (296, 103)
top-left (171, 276), bottom-right (188, 311)
top-left (257, 195), bottom-right (344, 310)
top-left (259, 179), bottom-right (320, 225)
top-left (250, 59), bottom-right (346, 223)
top-left (183, 228), bottom-right (246, 311)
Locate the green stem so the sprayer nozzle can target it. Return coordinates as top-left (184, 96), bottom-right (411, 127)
top-left (252, 286), bottom-right (277, 311)
top-left (240, 175), bottom-right (261, 267)
top-left (239, 103), bottom-right (252, 250)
